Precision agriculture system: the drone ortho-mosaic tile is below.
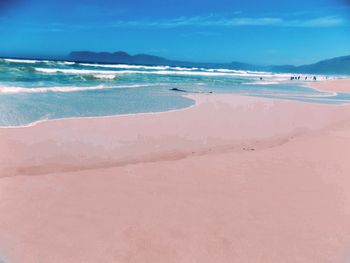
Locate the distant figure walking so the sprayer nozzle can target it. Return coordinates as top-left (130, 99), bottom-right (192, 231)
top-left (313, 76), bottom-right (317, 81)
top-left (305, 76), bottom-right (308, 80)
top-left (260, 77), bottom-right (263, 81)
top-left (298, 76), bottom-right (301, 80)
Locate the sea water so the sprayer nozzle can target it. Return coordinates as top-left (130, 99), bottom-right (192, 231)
top-left (0, 58), bottom-right (348, 127)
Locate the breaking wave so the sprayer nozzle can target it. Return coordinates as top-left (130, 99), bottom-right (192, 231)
top-left (79, 63), bottom-right (171, 70)
top-left (33, 67), bottom-right (282, 78)
top-left (3, 58), bottom-right (41, 64)
top-left (0, 84), bottom-right (152, 94)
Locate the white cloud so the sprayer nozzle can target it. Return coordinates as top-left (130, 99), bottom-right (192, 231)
top-left (110, 15), bottom-right (347, 28)
top-left (287, 16), bottom-right (346, 27)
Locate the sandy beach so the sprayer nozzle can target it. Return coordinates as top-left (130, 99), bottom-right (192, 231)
top-left (1, 79), bottom-right (350, 263)
top-left (310, 79), bottom-right (350, 93)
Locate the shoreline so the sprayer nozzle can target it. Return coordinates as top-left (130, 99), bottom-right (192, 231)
top-left (1, 93), bottom-right (350, 177)
top-left (308, 78), bottom-right (350, 93)
top-left (0, 94), bottom-right (198, 129)
top-left (1, 77), bottom-right (349, 129)
top-left (1, 80), bottom-right (350, 262)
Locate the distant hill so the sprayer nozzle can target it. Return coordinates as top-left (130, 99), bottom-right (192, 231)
top-left (295, 55), bottom-right (350, 74)
top-left (69, 51), bottom-right (170, 65)
top-left (68, 51), bottom-right (265, 71)
top-left (68, 51), bottom-right (350, 75)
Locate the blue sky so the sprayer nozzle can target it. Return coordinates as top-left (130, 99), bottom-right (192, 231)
top-left (0, 0), bottom-right (350, 64)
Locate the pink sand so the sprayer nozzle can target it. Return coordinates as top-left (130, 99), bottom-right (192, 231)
top-left (310, 79), bottom-right (350, 93)
top-left (1, 91), bottom-right (350, 262)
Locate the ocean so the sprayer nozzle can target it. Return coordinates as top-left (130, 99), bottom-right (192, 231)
top-left (0, 58), bottom-right (349, 127)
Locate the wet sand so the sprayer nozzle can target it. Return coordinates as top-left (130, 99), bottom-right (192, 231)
top-left (310, 79), bottom-right (350, 93)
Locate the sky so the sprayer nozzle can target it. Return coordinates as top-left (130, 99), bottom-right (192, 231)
top-left (0, 0), bottom-right (350, 65)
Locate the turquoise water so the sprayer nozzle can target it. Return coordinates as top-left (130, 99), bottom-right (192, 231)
top-left (0, 58), bottom-right (348, 127)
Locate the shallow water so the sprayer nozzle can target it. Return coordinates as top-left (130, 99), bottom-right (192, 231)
top-left (0, 58), bottom-right (346, 127)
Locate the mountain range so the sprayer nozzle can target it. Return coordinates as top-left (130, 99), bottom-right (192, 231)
top-left (66, 51), bottom-right (349, 75)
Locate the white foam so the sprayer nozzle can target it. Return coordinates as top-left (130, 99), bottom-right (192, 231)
top-left (4, 58), bottom-right (40, 64)
top-left (0, 84), bottom-right (151, 94)
top-left (79, 63), bottom-right (171, 70)
top-left (145, 70), bottom-right (279, 78)
top-left (172, 66), bottom-right (200, 71)
top-left (35, 67), bottom-right (115, 75)
top-left (306, 92), bottom-right (338, 97)
top-left (77, 63), bottom-right (271, 74)
top-left (57, 61), bottom-right (76, 65)
top-left (34, 67), bottom-right (289, 79)
top-left (248, 81), bottom-right (280, 85)
top-left (92, 74), bottom-right (116, 80)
